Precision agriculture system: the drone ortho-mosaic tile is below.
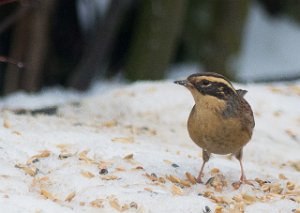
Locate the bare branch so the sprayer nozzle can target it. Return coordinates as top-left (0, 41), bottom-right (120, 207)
top-left (0, 55), bottom-right (24, 68)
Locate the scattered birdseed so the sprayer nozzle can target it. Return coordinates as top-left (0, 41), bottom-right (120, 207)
top-left (232, 194), bottom-right (243, 203)
top-left (206, 174), bottom-right (227, 192)
top-left (3, 118), bottom-right (11, 128)
top-left (144, 173), bottom-right (158, 182)
top-left (185, 172), bottom-right (197, 185)
top-left (203, 191), bottom-right (214, 198)
top-left (130, 201), bottom-right (138, 209)
top-left (203, 206), bottom-right (211, 213)
top-left (115, 167), bottom-right (126, 172)
top-left (232, 181), bottom-right (242, 190)
top-left (15, 164), bottom-right (38, 176)
top-left (180, 180), bottom-right (191, 188)
top-left (81, 171), bottom-right (95, 178)
top-left (214, 205), bottom-right (223, 213)
top-left (291, 161), bottom-right (300, 171)
top-left (261, 184), bottom-right (270, 192)
top-left (40, 189), bottom-right (58, 201)
top-left (65, 191), bottom-right (76, 202)
top-left (287, 181), bottom-right (295, 190)
top-left (273, 111), bottom-right (282, 117)
top-left (171, 184), bottom-right (183, 196)
top-left (163, 159), bottom-right (172, 165)
top-left (171, 163), bottom-right (179, 168)
top-left (101, 175), bottom-right (118, 180)
top-left (210, 168), bottom-right (220, 174)
top-left (212, 195), bottom-right (227, 204)
top-left (134, 166), bottom-right (144, 170)
top-left (27, 150), bottom-right (51, 164)
top-left (12, 130), bottom-right (21, 135)
top-left (58, 153), bottom-right (72, 160)
top-left (123, 153), bottom-right (134, 160)
top-left (166, 175), bottom-right (181, 184)
top-left (109, 197), bottom-right (130, 212)
top-left (158, 177), bottom-right (166, 184)
top-left (144, 187), bottom-right (153, 192)
top-left (278, 173), bottom-right (288, 180)
top-left (99, 168), bottom-right (108, 175)
top-left (242, 194), bottom-right (257, 205)
top-left (270, 183), bottom-right (283, 194)
top-left (111, 137), bottom-right (134, 144)
top-left (102, 120), bottom-right (118, 128)
top-left (285, 129), bottom-right (298, 141)
top-left (78, 150), bottom-right (95, 164)
top-left (90, 199), bottom-right (103, 208)
top-left (151, 173), bottom-right (157, 178)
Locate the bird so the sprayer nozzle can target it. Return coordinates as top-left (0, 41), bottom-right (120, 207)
top-left (174, 72), bottom-right (255, 184)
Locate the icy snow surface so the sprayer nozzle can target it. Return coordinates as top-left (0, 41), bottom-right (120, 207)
top-left (0, 80), bottom-right (300, 213)
top-left (238, 3), bottom-right (300, 81)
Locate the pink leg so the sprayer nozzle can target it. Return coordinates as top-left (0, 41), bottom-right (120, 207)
top-left (197, 150), bottom-right (210, 183)
top-left (235, 149), bottom-right (253, 185)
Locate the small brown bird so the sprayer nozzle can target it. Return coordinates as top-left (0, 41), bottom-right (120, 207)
top-left (175, 72), bottom-right (255, 183)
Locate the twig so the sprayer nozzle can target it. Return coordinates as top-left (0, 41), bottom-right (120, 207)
top-left (0, 0), bottom-right (19, 6)
top-left (0, 56), bottom-right (24, 68)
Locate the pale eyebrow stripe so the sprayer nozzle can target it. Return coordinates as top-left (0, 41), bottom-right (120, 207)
top-left (195, 76), bottom-right (236, 93)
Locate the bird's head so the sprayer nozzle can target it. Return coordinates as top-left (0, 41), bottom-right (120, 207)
top-left (174, 72), bottom-right (238, 109)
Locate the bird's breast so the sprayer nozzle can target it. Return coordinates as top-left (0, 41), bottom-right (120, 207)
top-left (187, 105), bottom-right (251, 155)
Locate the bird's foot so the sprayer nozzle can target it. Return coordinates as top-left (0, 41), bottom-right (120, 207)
top-left (240, 174), bottom-right (254, 186)
top-left (196, 177), bottom-right (203, 184)
top-left (232, 177), bottom-right (254, 189)
top-left (196, 173), bottom-right (204, 184)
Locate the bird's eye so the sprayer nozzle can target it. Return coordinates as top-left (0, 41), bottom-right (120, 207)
top-left (201, 80), bottom-right (210, 86)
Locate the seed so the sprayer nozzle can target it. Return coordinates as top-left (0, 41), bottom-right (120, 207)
top-left (171, 184), bottom-right (183, 195)
top-left (166, 175), bottom-right (181, 184)
top-left (232, 181), bottom-right (241, 190)
top-left (99, 169), bottom-right (108, 175)
top-left (287, 181), bottom-right (295, 190)
top-left (203, 206), bottom-right (211, 213)
top-left (210, 168), bottom-right (220, 174)
top-left (151, 173), bottom-right (157, 178)
top-left (185, 172), bottom-right (197, 184)
top-left (130, 202), bottom-right (138, 209)
top-left (65, 191), bottom-right (76, 202)
top-left (123, 153), bottom-right (134, 160)
top-left (58, 153), bottom-right (72, 160)
top-left (171, 163), bottom-right (179, 168)
top-left (278, 173), bottom-right (287, 180)
top-left (90, 199), bottom-right (103, 208)
top-left (158, 177), bottom-right (166, 183)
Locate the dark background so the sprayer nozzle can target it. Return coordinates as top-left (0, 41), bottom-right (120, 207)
top-left (0, 0), bottom-right (300, 95)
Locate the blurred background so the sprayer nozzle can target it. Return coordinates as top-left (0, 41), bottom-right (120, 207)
top-left (1, 0), bottom-right (300, 95)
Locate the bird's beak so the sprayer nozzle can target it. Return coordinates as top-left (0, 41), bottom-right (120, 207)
top-left (174, 80), bottom-right (193, 88)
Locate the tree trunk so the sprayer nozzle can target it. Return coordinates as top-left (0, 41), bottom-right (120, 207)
top-left (125, 0), bottom-right (187, 80)
top-left (68, 0), bottom-right (133, 90)
top-left (4, 0), bottom-right (56, 94)
top-left (183, 0), bottom-right (250, 80)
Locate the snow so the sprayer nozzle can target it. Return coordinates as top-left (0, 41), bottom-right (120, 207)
top-left (0, 79), bottom-right (300, 213)
top-left (238, 3), bottom-right (300, 81)
top-left (2, 2), bottom-right (300, 212)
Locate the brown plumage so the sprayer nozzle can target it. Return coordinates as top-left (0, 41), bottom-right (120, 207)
top-left (175, 72), bottom-right (255, 183)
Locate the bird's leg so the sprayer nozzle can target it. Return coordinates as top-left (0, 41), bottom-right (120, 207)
top-left (235, 149), bottom-right (253, 186)
top-left (197, 149), bottom-right (210, 183)
top-left (235, 148), bottom-right (246, 182)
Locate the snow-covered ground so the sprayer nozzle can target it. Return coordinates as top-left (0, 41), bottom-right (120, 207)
top-left (0, 79), bottom-right (300, 213)
top-left (238, 3), bottom-right (300, 81)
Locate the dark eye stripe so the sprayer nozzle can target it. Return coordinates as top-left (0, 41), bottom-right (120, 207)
top-left (201, 80), bottom-right (210, 86)
top-left (195, 82), bottom-right (235, 99)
